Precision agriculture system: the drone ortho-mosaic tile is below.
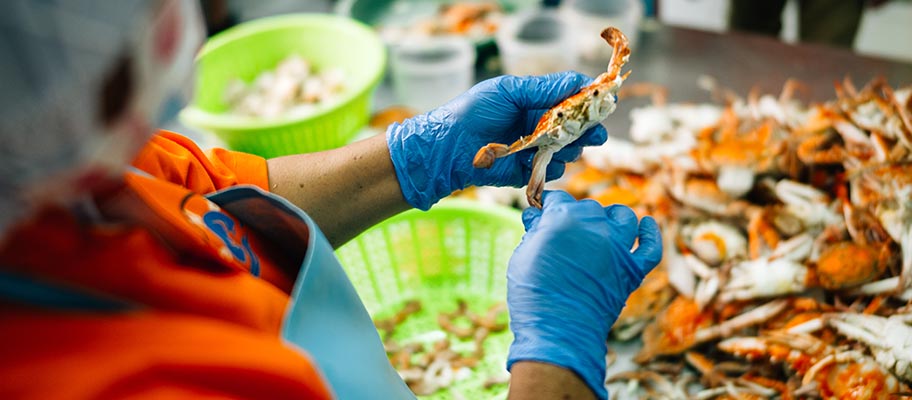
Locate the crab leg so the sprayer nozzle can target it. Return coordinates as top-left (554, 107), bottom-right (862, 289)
top-left (852, 276), bottom-right (912, 301)
top-left (802, 350), bottom-right (865, 386)
top-left (901, 228), bottom-right (912, 290)
top-left (526, 146), bottom-right (556, 208)
top-left (885, 84), bottom-right (912, 148)
top-left (471, 144), bottom-right (510, 169)
top-left (693, 299), bottom-right (787, 342)
top-left (472, 131), bottom-right (554, 169)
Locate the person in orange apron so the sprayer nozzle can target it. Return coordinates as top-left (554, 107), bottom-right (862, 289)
top-left (0, 1), bottom-right (662, 399)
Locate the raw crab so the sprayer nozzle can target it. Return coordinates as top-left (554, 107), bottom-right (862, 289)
top-left (472, 27), bottom-right (631, 208)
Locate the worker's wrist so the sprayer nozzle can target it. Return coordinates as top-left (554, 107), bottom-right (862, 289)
top-left (509, 361), bottom-right (599, 400)
top-left (507, 321), bottom-right (609, 399)
top-left (385, 116), bottom-right (457, 211)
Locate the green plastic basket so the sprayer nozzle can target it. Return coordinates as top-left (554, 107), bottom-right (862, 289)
top-left (335, 199), bottom-right (526, 399)
top-left (180, 14), bottom-right (386, 158)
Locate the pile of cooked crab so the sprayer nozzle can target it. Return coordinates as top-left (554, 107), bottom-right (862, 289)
top-left (560, 76), bottom-right (912, 399)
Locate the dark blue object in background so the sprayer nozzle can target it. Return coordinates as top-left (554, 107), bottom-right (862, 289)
top-left (543, 0), bottom-right (655, 16)
top-left (643, 0), bottom-right (656, 17)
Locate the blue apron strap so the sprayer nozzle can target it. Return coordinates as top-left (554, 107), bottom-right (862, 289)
top-left (0, 270), bottom-right (136, 312)
top-left (206, 186), bottom-right (415, 400)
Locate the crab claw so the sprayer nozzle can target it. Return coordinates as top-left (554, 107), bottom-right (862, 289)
top-left (472, 143), bottom-right (509, 169)
top-left (600, 27), bottom-right (630, 82)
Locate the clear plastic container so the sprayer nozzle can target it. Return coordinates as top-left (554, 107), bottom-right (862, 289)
top-left (495, 10), bottom-right (578, 76)
top-left (561, 0), bottom-right (643, 77)
top-left (389, 36), bottom-right (476, 112)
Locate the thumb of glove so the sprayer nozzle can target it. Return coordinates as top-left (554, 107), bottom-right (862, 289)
top-left (633, 216), bottom-right (664, 272)
top-left (521, 206), bottom-right (542, 231)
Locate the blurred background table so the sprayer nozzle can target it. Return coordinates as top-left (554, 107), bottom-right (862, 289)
top-left (591, 24), bottom-right (912, 134)
top-left (179, 1), bottom-right (912, 147)
top-left (628, 24), bottom-right (912, 101)
top-left (371, 22), bottom-right (912, 137)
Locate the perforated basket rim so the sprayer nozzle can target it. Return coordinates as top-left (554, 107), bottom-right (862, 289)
top-left (367, 198), bottom-right (524, 232)
top-left (336, 198), bottom-right (525, 316)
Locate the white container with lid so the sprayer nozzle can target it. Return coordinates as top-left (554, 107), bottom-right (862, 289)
top-left (495, 10), bottom-right (579, 76)
top-left (561, 0), bottom-right (642, 77)
top-left (389, 36), bottom-right (476, 112)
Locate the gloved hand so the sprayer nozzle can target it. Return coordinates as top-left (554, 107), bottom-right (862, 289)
top-left (387, 72), bottom-right (609, 210)
top-left (506, 191), bottom-right (663, 399)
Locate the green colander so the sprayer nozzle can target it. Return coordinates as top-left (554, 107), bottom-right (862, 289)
top-left (335, 199), bottom-right (525, 399)
top-left (180, 14), bottom-right (386, 158)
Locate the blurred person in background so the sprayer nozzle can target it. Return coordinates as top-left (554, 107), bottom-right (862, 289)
top-left (729, 0), bottom-right (890, 48)
top-left (201, 0), bottom-right (236, 36)
top-left (0, 0), bottom-right (661, 399)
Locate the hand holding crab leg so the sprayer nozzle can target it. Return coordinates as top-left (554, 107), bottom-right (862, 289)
top-left (387, 70), bottom-right (608, 210)
top-left (473, 27), bottom-right (631, 208)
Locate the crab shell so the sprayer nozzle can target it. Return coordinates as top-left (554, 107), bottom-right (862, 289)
top-left (815, 241), bottom-right (892, 289)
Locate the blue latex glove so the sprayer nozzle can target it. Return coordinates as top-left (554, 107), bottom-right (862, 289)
top-left (387, 72), bottom-right (609, 210)
top-left (506, 191), bottom-right (663, 399)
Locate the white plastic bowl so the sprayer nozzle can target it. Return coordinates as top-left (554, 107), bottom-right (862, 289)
top-left (495, 10), bottom-right (579, 76)
top-left (389, 36), bottom-right (476, 112)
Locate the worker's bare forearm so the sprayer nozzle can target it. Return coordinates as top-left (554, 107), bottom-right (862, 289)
top-left (267, 133), bottom-right (410, 248)
top-left (508, 361), bottom-right (597, 400)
